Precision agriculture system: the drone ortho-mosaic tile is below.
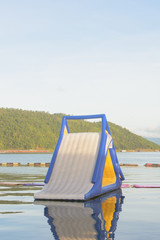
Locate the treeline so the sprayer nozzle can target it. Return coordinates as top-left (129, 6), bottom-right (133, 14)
top-left (0, 108), bottom-right (159, 151)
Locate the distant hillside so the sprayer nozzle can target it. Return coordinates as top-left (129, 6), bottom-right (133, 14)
top-left (146, 138), bottom-right (160, 146)
top-left (0, 108), bottom-right (159, 151)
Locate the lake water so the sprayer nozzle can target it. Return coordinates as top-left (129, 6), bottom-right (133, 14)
top-left (0, 152), bottom-right (160, 240)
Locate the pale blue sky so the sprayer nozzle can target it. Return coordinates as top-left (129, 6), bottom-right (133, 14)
top-left (0, 1), bottom-right (160, 137)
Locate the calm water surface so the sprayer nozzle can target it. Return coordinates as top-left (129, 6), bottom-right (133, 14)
top-left (0, 152), bottom-right (160, 240)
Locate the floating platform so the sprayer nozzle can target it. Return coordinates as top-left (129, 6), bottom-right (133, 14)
top-left (0, 182), bottom-right (44, 186)
top-left (0, 163), bottom-right (50, 167)
top-left (119, 163), bottom-right (138, 167)
top-left (145, 163), bottom-right (160, 167)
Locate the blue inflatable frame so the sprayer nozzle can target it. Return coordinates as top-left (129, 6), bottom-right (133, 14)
top-left (44, 114), bottom-right (125, 200)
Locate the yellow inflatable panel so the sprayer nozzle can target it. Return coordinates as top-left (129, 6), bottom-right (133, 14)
top-left (64, 125), bottom-right (68, 135)
top-left (102, 150), bottom-right (116, 187)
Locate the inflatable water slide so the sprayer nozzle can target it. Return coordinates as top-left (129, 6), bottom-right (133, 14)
top-left (34, 114), bottom-right (124, 201)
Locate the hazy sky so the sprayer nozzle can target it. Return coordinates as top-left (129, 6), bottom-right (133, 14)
top-left (0, 1), bottom-right (160, 137)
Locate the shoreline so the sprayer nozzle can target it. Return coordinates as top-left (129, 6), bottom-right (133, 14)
top-left (0, 149), bottom-right (159, 154)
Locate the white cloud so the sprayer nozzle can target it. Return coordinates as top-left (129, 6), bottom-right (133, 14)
top-left (133, 126), bottom-right (160, 138)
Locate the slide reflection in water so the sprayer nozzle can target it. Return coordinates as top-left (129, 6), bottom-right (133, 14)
top-left (35, 189), bottom-right (124, 240)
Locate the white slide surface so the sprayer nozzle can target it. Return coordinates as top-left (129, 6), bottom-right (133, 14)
top-left (34, 132), bottom-right (101, 200)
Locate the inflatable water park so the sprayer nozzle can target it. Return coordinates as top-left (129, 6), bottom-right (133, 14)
top-left (34, 114), bottom-right (125, 201)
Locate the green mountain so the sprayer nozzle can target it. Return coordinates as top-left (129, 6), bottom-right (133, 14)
top-left (0, 108), bottom-right (159, 151)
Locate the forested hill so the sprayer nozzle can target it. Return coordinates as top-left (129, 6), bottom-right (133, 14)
top-left (0, 108), bottom-right (159, 151)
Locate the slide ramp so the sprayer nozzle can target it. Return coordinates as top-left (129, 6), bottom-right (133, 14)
top-left (34, 132), bottom-right (101, 200)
